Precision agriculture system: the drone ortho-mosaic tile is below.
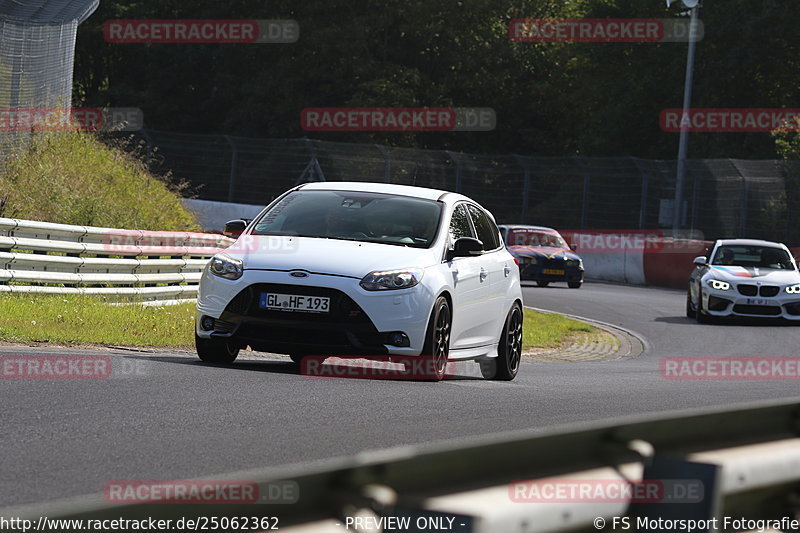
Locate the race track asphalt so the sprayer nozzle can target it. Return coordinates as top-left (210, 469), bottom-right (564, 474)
top-left (2, 281), bottom-right (799, 508)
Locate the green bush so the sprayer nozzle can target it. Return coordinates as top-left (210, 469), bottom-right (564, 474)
top-left (0, 130), bottom-right (200, 231)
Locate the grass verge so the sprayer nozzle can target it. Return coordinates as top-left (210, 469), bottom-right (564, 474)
top-left (522, 308), bottom-right (597, 349)
top-left (0, 296), bottom-right (599, 352)
top-left (0, 294), bottom-right (196, 348)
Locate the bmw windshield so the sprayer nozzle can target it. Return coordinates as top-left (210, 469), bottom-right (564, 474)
top-left (711, 245), bottom-right (794, 270)
top-left (251, 190), bottom-right (443, 248)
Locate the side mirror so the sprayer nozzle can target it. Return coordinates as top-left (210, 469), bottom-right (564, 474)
top-left (447, 237), bottom-right (484, 260)
top-left (693, 256), bottom-right (707, 266)
top-left (569, 243), bottom-right (577, 251)
top-left (223, 219), bottom-right (247, 239)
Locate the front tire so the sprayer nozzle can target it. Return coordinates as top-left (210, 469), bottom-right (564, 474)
top-left (419, 296), bottom-right (451, 381)
top-left (568, 281), bottom-right (582, 289)
top-left (695, 285), bottom-right (710, 324)
top-left (537, 281), bottom-right (550, 287)
top-left (481, 303), bottom-right (523, 381)
top-left (195, 333), bottom-right (239, 364)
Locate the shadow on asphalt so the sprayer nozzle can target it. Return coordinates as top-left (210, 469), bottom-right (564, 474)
top-left (654, 316), bottom-right (799, 327)
top-left (119, 354), bottom-right (486, 381)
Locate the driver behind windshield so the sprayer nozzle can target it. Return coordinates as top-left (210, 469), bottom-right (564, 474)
top-left (715, 248), bottom-right (735, 265)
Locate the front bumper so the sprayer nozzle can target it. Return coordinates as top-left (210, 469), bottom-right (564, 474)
top-left (702, 286), bottom-right (800, 320)
top-left (196, 270), bottom-right (432, 355)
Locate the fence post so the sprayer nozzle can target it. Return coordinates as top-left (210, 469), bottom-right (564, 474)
top-left (690, 166), bottom-right (699, 234)
top-left (631, 157), bottom-right (649, 230)
top-left (139, 129), bottom-right (154, 168)
top-left (224, 135), bottom-right (238, 203)
top-left (445, 151), bottom-right (462, 192)
top-left (573, 157), bottom-right (590, 229)
top-left (514, 155), bottom-right (530, 223)
top-left (739, 175), bottom-right (749, 236)
top-left (374, 144), bottom-right (391, 183)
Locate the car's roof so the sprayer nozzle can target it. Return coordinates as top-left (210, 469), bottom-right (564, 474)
top-left (498, 224), bottom-right (559, 233)
top-left (297, 181), bottom-right (470, 203)
top-left (715, 238), bottom-right (788, 249)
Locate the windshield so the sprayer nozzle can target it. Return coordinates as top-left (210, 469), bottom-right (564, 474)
top-left (711, 245), bottom-right (794, 270)
top-left (507, 229), bottom-right (569, 248)
top-left (251, 190), bottom-right (442, 248)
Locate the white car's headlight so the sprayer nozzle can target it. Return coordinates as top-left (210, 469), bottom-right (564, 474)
top-left (708, 279), bottom-right (731, 291)
top-left (209, 254), bottom-right (243, 280)
top-left (786, 284), bottom-right (800, 294)
top-left (360, 268), bottom-right (423, 291)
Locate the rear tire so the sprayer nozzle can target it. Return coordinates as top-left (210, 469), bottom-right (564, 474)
top-left (536, 281), bottom-right (550, 287)
top-left (419, 296), bottom-right (451, 381)
top-left (568, 282), bottom-right (582, 289)
top-left (195, 334), bottom-right (239, 364)
top-left (481, 303), bottom-right (523, 381)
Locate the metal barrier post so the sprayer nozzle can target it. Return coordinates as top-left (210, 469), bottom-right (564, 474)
top-left (224, 135), bottom-right (238, 203)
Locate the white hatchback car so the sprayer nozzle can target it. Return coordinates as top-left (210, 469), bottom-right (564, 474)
top-left (195, 182), bottom-right (523, 380)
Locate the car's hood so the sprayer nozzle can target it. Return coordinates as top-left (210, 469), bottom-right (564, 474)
top-left (227, 236), bottom-right (439, 278)
top-left (707, 265), bottom-right (800, 284)
top-left (508, 245), bottom-right (581, 261)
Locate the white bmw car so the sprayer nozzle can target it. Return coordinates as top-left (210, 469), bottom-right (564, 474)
top-left (687, 239), bottom-right (800, 322)
top-left (195, 182), bottom-right (523, 380)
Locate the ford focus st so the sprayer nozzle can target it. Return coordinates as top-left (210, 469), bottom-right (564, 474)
top-left (498, 225), bottom-right (584, 288)
top-left (687, 239), bottom-right (800, 322)
top-left (195, 182), bottom-right (524, 380)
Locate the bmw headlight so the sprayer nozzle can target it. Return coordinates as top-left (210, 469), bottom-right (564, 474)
top-left (360, 268), bottom-right (423, 291)
top-left (209, 254), bottom-right (243, 280)
top-left (708, 279), bottom-right (730, 291)
top-left (786, 284), bottom-right (800, 294)
top-left (520, 256), bottom-right (537, 265)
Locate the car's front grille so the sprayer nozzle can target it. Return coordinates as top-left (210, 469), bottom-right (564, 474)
top-left (226, 283), bottom-right (367, 324)
top-left (218, 283), bottom-right (387, 354)
top-left (737, 284), bottom-right (757, 296)
top-left (733, 304), bottom-right (781, 316)
top-left (760, 285), bottom-right (779, 297)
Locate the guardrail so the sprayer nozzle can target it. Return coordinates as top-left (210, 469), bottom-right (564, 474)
top-left (0, 218), bottom-right (233, 301)
top-left (6, 399), bottom-right (799, 532)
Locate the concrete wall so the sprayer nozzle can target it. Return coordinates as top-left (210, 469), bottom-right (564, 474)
top-left (182, 199), bottom-right (265, 232)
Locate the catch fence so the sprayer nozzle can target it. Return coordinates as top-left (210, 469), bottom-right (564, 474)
top-left (0, 0), bottom-right (98, 158)
top-left (125, 130), bottom-right (800, 245)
